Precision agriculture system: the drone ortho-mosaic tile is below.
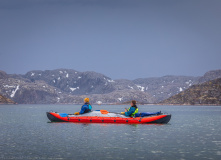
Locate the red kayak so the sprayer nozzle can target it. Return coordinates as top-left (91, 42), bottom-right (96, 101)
top-left (47, 110), bottom-right (171, 124)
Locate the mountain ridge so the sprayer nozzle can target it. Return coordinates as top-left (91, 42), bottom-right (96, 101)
top-left (0, 69), bottom-right (221, 104)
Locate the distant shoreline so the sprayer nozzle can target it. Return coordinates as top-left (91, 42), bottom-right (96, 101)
top-left (1, 103), bottom-right (220, 106)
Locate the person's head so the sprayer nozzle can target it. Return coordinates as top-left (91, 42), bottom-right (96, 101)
top-left (84, 98), bottom-right (89, 103)
top-left (131, 100), bottom-right (136, 106)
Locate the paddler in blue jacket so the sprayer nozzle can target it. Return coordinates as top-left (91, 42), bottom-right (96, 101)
top-left (74, 98), bottom-right (92, 115)
top-left (121, 100), bottom-right (138, 117)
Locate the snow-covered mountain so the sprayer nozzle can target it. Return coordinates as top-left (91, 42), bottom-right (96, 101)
top-left (23, 69), bottom-right (115, 95)
top-left (0, 69), bottom-right (221, 104)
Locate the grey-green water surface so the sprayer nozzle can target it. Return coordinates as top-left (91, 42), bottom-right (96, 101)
top-left (0, 105), bottom-right (221, 160)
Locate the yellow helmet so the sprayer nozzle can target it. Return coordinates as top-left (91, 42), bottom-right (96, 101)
top-left (84, 98), bottom-right (89, 102)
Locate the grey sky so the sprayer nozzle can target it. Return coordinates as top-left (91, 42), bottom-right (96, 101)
top-left (0, 0), bottom-right (221, 79)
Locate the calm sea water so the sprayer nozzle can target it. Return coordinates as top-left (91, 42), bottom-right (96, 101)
top-left (0, 104), bottom-right (221, 160)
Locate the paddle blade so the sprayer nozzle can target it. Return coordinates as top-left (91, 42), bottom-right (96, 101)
top-left (100, 110), bottom-right (109, 114)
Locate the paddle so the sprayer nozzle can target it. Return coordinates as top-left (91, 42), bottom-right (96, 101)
top-left (99, 110), bottom-right (121, 115)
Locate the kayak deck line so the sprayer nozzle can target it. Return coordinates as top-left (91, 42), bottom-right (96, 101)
top-left (46, 111), bottom-right (171, 124)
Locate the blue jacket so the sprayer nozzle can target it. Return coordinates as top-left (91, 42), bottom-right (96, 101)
top-left (125, 107), bottom-right (136, 117)
top-left (79, 103), bottom-right (92, 114)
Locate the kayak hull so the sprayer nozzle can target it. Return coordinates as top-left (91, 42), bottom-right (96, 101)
top-left (47, 112), bottom-right (171, 124)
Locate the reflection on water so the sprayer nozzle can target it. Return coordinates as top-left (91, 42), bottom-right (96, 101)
top-left (0, 105), bottom-right (221, 160)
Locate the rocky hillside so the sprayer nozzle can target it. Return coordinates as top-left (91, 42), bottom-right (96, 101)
top-left (23, 69), bottom-right (116, 95)
top-left (198, 70), bottom-right (221, 83)
top-left (0, 69), bottom-right (221, 104)
top-left (133, 75), bottom-right (199, 102)
top-left (0, 70), bottom-right (155, 104)
top-left (0, 94), bottom-right (15, 104)
top-left (160, 78), bottom-right (221, 105)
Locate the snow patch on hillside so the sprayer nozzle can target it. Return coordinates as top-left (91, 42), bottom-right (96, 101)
top-left (186, 80), bottom-right (193, 86)
top-left (10, 85), bottom-right (19, 98)
top-left (70, 87), bottom-right (79, 91)
top-left (107, 79), bottom-right (115, 82)
top-left (128, 85), bottom-right (133, 89)
top-left (136, 85), bottom-right (145, 92)
top-left (3, 85), bottom-right (15, 88)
